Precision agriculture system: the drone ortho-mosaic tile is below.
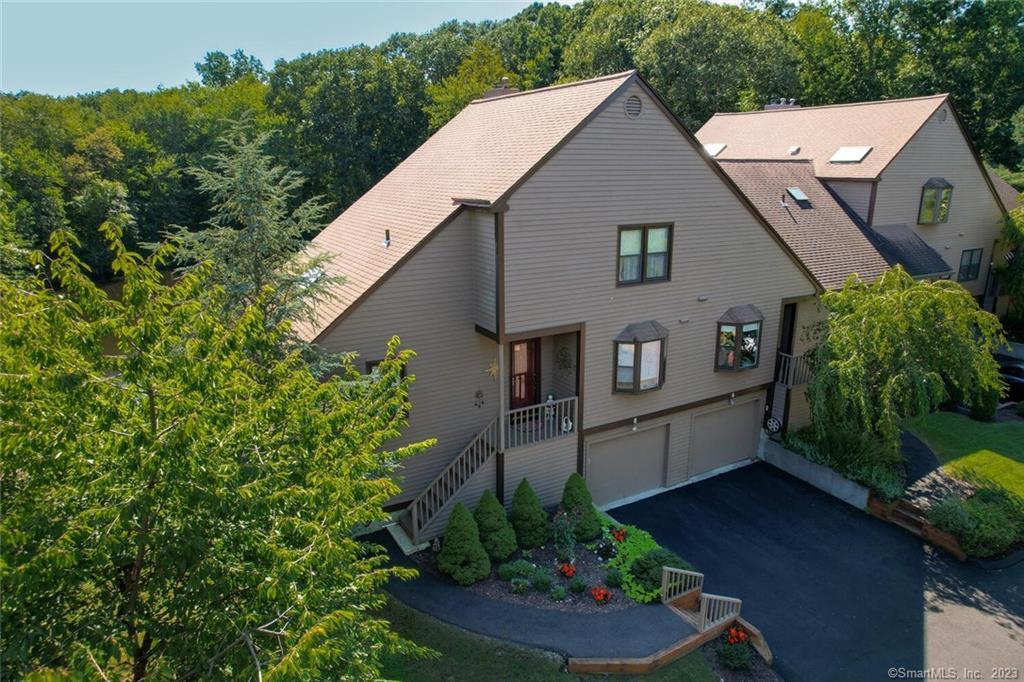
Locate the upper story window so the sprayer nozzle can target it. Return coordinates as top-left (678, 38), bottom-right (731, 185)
top-left (918, 178), bottom-right (953, 224)
top-left (618, 224), bottom-right (672, 285)
top-left (715, 305), bottom-right (764, 371)
top-left (613, 321), bottom-right (668, 393)
top-left (957, 248), bottom-right (983, 282)
top-left (366, 359), bottom-right (406, 385)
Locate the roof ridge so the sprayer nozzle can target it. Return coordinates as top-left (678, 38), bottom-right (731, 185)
top-left (715, 158), bottom-right (814, 165)
top-left (711, 93), bottom-right (949, 117)
top-left (470, 70), bottom-right (636, 104)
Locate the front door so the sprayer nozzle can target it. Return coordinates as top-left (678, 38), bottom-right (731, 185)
top-left (510, 339), bottom-right (540, 410)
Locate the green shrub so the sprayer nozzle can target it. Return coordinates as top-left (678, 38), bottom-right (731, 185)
top-left (628, 548), bottom-right (693, 597)
top-left (531, 569), bottom-right (553, 592)
top-left (716, 641), bottom-right (753, 671)
top-left (969, 387), bottom-right (1000, 421)
top-left (605, 567), bottom-right (623, 588)
top-left (928, 497), bottom-right (974, 538)
top-left (849, 461), bottom-right (905, 502)
top-left (1018, 400), bottom-right (1024, 417)
top-left (510, 577), bottom-right (529, 594)
top-left (786, 428), bottom-right (905, 501)
top-left (928, 488), bottom-right (1024, 558)
top-left (496, 562), bottom-right (516, 581)
top-left (569, 577), bottom-right (586, 594)
top-left (550, 585), bottom-right (567, 601)
top-left (500, 559), bottom-right (536, 581)
top-left (437, 503), bottom-right (491, 585)
top-left (560, 473), bottom-right (602, 540)
top-left (510, 479), bottom-right (551, 549)
top-left (552, 510), bottom-right (577, 562)
top-left (473, 489), bottom-right (517, 561)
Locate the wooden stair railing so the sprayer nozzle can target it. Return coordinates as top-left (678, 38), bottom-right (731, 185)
top-left (661, 567), bottom-right (704, 605)
top-left (406, 418), bottom-right (498, 544)
top-left (698, 593), bottom-right (742, 631)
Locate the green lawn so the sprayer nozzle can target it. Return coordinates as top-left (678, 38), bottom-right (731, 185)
top-left (908, 411), bottom-right (1024, 497)
top-left (379, 597), bottom-right (716, 682)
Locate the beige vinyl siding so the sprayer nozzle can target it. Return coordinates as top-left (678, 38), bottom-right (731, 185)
top-left (826, 180), bottom-right (874, 223)
top-left (419, 455), bottom-right (496, 540)
top-left (504, 435), bottom-right (577, 508)
top-left (503, 82), bottom-right (817, 430)
top-left (317, 211), bottom-right (500, 504)
top-left (872, 103), bottom-right (1005, 296)
top-left (471, 209), bottom-right (497, 333)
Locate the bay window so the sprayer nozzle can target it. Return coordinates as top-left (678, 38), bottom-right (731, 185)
top-left (613, 321), bottom-right (668, 393)
top-left (715, 305), bottom-right (764, 371)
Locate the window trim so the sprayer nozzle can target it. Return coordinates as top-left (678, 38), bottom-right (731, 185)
top-left (917, 182), bottom-right (953, 225)
top-left (613, 338), bottom-right (667, 394)
top-left (616, 223), bottom-right (673, 287)
top-left (957, 247), bottom-right (983, 282)
top-left (714, 320), bottom-right (763, 372)
top-left (365, 359), bottom-right (407, 381)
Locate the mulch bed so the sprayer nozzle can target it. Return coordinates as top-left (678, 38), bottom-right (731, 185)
top-left (411, 541), bottom-right (637, 613)
top-left (701, 639), bottom-right (781, 682)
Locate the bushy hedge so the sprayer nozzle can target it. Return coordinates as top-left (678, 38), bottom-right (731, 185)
top-left (784, 427), bottom-right (905, 502)
top-left (437, 503), bottom-right (491, 585)
top-left (928, 488), bottom-right (1024, 558)
top-left (560, 473), bottom-right (602, 540)
top-left (510, 479), bottom-right (551, 548)
top-left (473, 489), bottom-right (517, 561)
top-left (969, 388), bottom-right (1000, 422)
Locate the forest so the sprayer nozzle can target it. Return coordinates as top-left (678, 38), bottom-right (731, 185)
top-left (3, 0), bottom-right (1023, 279)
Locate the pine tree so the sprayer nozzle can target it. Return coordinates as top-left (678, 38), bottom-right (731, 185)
top-left (473, 489), bottom-right (517, 561)
top-left (437, 503), bottom-right (491, 585)
top-left (510, 479), bottom-right (551, 549)
top-left (560, 472), bottom-right (602, 541)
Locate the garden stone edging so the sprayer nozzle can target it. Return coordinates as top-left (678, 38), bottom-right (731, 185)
top-left (760, 441), bottom-right (870, 510)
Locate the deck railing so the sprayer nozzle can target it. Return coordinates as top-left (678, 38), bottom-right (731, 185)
top-left (775, 352), bottom-right (811, 387)
top-left (699, 593), bottom-right (742, 631)
top-left (505, 396), bottom-right (577, 450)
top-left (661, 567), bottom-right (704, 604)
top-left (408, 418), bottom-right (498, 542)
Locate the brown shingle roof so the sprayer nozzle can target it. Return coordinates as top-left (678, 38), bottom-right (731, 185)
top-left (716, 160), bottom-right (890, 289)
top-left (987, 168), bottom-right (1022, 212)
top-left (696, 95), bottom-right (948, 179)
top-left (300, 71), bottom-right (636, 341)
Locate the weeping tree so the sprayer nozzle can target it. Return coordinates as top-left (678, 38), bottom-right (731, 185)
top-left (806, 267), bottom-right (1005, 456)
top-left (0, 226), bottom-right (432, 679)
top-left (995, 204), bottom-right (1024, 317)
top-left (169, 119), bottom-right (341, 351)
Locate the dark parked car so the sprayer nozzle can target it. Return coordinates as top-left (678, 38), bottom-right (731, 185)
top-left (996, 356), bottom-right (1024, 402)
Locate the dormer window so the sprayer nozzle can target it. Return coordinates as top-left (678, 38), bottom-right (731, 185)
top-left (613, 321), bottom-right (668, 393)
top-left (918, 178), bottom-right (953, 224)
top-left (715, 305), bottom-right (763, 371)
top-left (829, 146), bottom-right (872, 163)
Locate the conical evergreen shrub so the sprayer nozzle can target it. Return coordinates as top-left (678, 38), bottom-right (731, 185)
top-left (473, 489), bottom-right (517, 561)
top-left (510, 479), bottom-right (551, 549)
top-left (560, 472), bottom-right (601, 540)
top-left (437, 503), bottom-right (491, 585)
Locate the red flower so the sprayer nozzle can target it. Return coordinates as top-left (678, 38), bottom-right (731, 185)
top-left (611, 528), bottom-right (627, 543)
top-left (559, 563), bottom-right (576, 577)
top-left (725, 625), bottom-right (747, 646)
top-left (591, 586), bottom-right (612, 604)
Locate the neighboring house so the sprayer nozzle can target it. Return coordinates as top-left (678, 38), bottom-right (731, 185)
top-left (300, 71), bottom-right (820, 543)
top-left (696, 95), bottom-right (1010, 432)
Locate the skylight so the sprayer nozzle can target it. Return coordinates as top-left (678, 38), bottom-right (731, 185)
top-left (704, 143), bottom-right (727, 157)
top-left (829, 146), bottom-right (873, 163)
top-left (786, 187), bottom-right (812, 209)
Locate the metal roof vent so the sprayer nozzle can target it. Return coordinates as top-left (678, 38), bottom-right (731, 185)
top-left (624, 95), bottom-right (642, 119)
top-left (788, 145), bottom-right (801, 155)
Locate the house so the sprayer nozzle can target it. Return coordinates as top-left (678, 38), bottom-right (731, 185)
top-left (300, 71), bottom-right (821, 543)
top-left (696, 95), bottom-right (1011, 432)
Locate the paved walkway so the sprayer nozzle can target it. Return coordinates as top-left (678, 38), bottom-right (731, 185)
top-left (368, 530), bottom-right (695, 659)
top-left (612, 463), bottom-right (1024, 682)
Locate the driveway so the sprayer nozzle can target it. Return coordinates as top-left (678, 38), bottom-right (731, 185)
top-left (613, 462), bottom-right (1024, 682)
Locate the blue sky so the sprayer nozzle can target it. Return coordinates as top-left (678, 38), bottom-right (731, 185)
top-left (1, 1), bottom-right (538, 95)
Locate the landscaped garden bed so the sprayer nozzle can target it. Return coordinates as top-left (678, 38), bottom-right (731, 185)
top-left (417, 473), bottom-right (695, 612)
top-left (702, 624), bottom-right (781, 682)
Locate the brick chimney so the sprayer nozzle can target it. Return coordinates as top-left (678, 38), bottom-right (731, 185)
top-left (764, 98), bottom-right (801, 111)
top-left (481, 77), bottom-right (519, 99)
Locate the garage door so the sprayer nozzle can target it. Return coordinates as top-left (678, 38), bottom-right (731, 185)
top-left (586, 426), bottom-right (667, 506)
top-left (689, 400), bottom-right (760, 478)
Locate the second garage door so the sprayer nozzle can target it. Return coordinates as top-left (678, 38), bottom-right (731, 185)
top-left (586, 425), bottom-right (667, 507)
top-left (689, 399), bottom-right (761, 479)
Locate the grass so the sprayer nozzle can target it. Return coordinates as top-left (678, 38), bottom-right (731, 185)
top-left (907, 411), bottom-right (1024, 498)
top-left (378, 596), bottom-right (716, 682)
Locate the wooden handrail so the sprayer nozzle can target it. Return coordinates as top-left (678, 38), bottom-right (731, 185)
top-left (505, 396), bottom-right (576, 450)
top-left (661, 566), bottom-right (704, 604)
top-left (408, 418), bottom-right (497, 542)
top-left (775, 352), bottom-right (810, 387)
top-left (699, 593), bottom-right (742, 631)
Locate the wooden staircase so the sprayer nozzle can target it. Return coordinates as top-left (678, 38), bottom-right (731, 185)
top-left (400, 418), bottom-right (498, 545)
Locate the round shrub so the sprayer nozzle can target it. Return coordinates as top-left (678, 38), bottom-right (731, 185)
top-left (716, 641), bottom-right (753, 671)
top-left (501, 559), bottom-right (536, 581)
top-left (437, 503), bottom-right (491, 585)
top-left (560, 473), bottom-right (601, 541)
top-left (531, 569), bottom-right (553, 592)
top-left (569, 577), bottom-right (587, 594)
top-left (510, 577), bottom-right (529, 594)
top-left (496, 562), bottom-right (516, 581)
top-left (629, 548), bottom-right (693, 594)
top-left (550, 585), bottom-right (567, 601)
top-left (969, 388), bottom-right (999, 422)
top-left (605, 566), bottom-right (623, 588)
top-left (510, 479), bottom-right (551, 549)
top-left (473, 489), bottom-right (517, 561)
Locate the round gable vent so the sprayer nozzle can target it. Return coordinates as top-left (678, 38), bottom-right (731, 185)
top-left (624, 94), bottom-right (643, 119)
